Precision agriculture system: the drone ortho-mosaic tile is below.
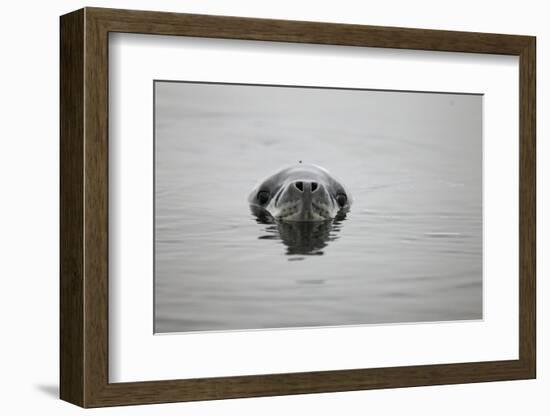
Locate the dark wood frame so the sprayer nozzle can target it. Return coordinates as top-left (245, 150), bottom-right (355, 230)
top-left (60, 7), bottom-right (536, 408)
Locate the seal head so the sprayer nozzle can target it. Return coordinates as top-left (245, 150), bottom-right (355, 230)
top-left (248, 164), bottom-right (351, 222)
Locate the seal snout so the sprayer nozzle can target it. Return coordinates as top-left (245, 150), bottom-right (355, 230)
top-left (277, 179), bottom-right (329, 221)
top-left (287, 179), bottom-right (321, 211)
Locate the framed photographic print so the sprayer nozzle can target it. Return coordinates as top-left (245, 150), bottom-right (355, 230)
top-left (60, 7), bottom-right (536, 408)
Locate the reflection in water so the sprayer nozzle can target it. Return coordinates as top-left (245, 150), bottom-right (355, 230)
top-left (255, 213), bottom-right (347, 256)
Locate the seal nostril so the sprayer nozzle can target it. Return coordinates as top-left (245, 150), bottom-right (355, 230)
top-left (295, 181), bottom-right (304, 192)
top-left (311, 182), bottom-right (318, 192)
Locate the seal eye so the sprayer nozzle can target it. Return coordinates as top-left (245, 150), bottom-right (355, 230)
top-left (336, 193), bottom-right (347, 207)
top-left (257, 190), bottom-right (270, 204)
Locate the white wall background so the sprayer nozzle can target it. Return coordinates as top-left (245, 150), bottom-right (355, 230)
top-left (0, 0), bottom-right (545, 414)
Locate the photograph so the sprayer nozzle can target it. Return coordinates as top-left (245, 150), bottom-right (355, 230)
top-left (154, 80), bottom-right (483, 333)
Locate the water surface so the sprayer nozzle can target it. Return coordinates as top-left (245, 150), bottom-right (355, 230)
top-left (154, 82), bottom-right (482, 333)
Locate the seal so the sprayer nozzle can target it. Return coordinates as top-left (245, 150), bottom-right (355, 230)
top-left (248, 164), bottom-right (351, 222)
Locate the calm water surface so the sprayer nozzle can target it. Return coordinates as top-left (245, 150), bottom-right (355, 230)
top-left (154, 82), bottom-right (482, 333)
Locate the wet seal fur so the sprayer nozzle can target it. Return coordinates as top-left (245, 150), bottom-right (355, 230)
top-left (248, 164), bottom-right (351, 222)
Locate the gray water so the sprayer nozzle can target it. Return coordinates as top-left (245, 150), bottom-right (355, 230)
top-left (154, 81), bottom-right (482, 333)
